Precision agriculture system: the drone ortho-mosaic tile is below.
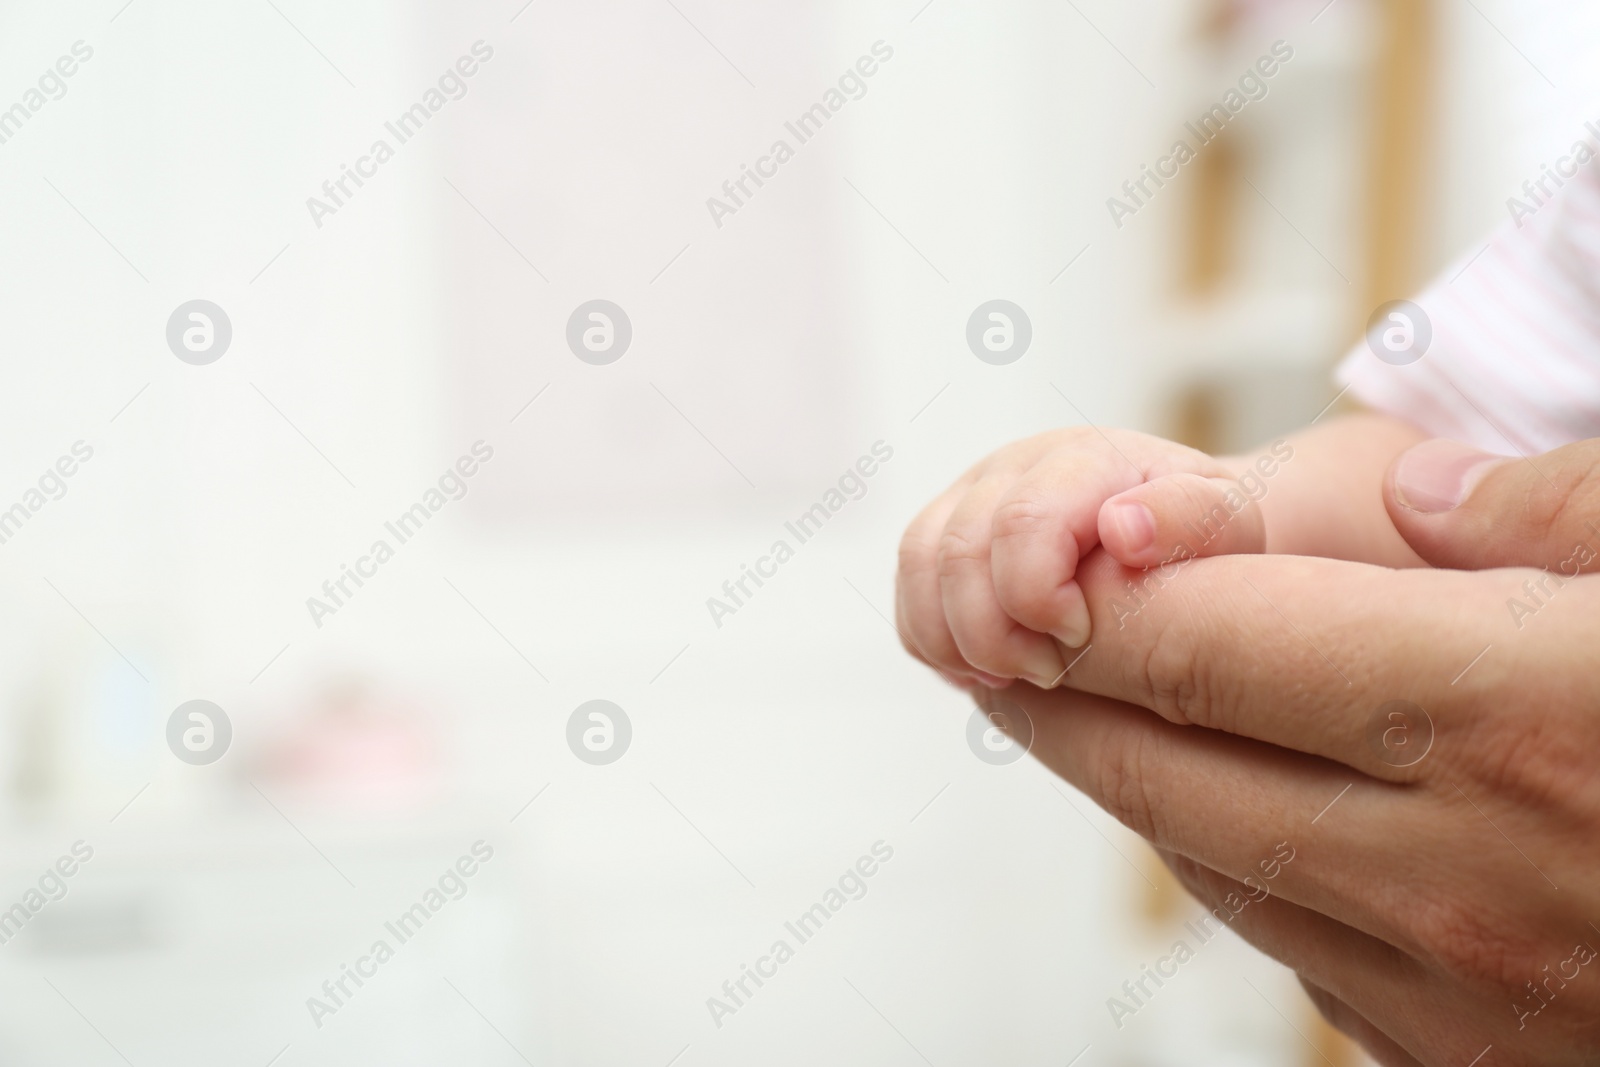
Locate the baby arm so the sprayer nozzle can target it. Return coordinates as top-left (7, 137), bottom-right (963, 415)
top-left (1114, 410), bottom-right (1430, 567)
top-left (1241, 410), bottom-right (1428, 566)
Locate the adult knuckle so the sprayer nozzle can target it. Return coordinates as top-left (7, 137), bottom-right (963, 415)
top-left (1457, 710), bottom-right (1589, 813)
top-left (1093, 729), bottom-right (1169, 843)
top-left (1138, 616), bottom-right (1215, 728)
top-left (1407, 894), bottom-right (1532, 986)
top-left (1460, 720), bottom-right (1542, 797)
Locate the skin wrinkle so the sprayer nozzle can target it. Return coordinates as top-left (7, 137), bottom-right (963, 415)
top-left (1077, 553), bottom-right (1383, 761)
top-left (990, 489), bottom-right (1054, 543)
top-left (934, 524), bottom-right (986, 578)
top-left (1018, 557), bottom-right (1600, 1062)
top-left (1407, 889), bottom-right (1545, 990)
top-left (1518, 453), bottom-right (1600, 556)
top-left (1091, 720), bottom-right (1165, 843)
top-left (1463, 709), bottom-right (1590, 819)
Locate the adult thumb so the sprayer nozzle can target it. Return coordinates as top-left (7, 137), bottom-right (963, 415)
top-left (1384, 437), bottom-right (1600, 571)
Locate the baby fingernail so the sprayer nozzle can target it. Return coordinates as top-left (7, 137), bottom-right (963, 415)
top-left (1108, 501), bottom-right (1156, 554)
top-left (1393, 439), bottom-right (1502, 513)
top-left (971, 670), bottom-right (1013, 689)
top-left (1053, 588), bottom-right (1092, 649)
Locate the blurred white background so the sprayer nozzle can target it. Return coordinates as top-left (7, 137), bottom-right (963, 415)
top-left (0, 0), bottom-right (1586, 1063)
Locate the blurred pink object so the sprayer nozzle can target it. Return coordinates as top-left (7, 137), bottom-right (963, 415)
top-left (256, 679), bottom-right (442, 813)
top-left (1209, 0), bottom-right (1330, 39)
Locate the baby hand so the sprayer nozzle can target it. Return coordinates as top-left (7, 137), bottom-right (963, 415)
top-left (895, 426), bottom-right (1276, 689)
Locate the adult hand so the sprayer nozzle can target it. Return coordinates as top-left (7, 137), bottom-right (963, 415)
top-left (983, 437), bottom-right (1600, 1066)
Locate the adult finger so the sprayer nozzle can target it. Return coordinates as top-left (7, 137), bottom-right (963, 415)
top-left (1386, 437), bottom-right (1600, 574)
top-left (1002, 685), bottom-right (1442, 951)
top-left (1098, 472), bottom-right (1268, 569)
top-left (1057, 550), bottom-right (1520, 779)
top-left (1160, 854), bottom-right (1513, 1067)
top-left (1154, 849), bottom-right (1431, 1046)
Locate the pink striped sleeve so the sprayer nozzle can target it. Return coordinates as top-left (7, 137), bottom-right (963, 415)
top-left (1336, 152), bottom-right (1600, 454)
